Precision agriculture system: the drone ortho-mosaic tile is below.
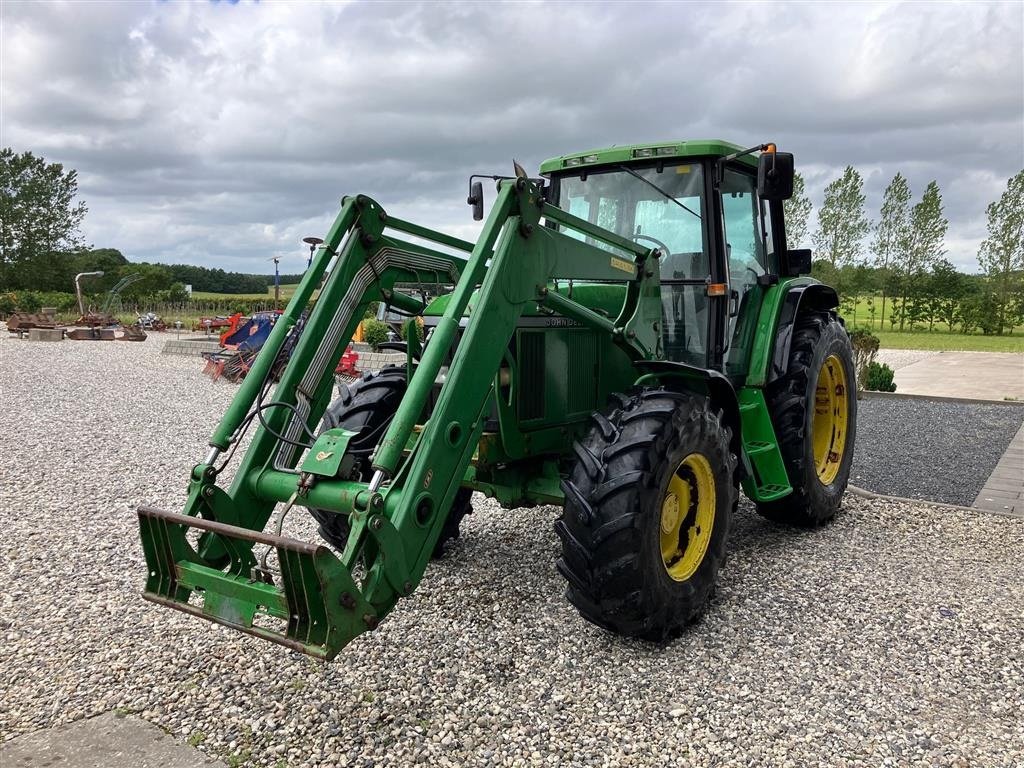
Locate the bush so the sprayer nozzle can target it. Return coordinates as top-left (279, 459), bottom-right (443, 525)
top-left (157, 283), bottom-right (190, 304)
top-left (848, 328), bottom-right (880, 391)
top-left (41, 291), bottom-right (80, 312)
top-left (361, 319), bottom-right (390, 350)
top-left (399, 317), bottom-right (424, 343)
top-left (865, 361), bottom-right (897, 392)
top-left (0, 292), bottom-right (17, 317)
top-left (16, 291), bottom-right (42, 312)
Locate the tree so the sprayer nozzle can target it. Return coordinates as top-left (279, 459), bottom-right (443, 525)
top-left (812, 166), bottom-right (870, 268)
top-left (924, 258), bottom-right (964, 331)
top-left (894, 181), bottom-right (948, 330)
top-left (977, 169), bottom-right (1024, 334)
top-left (117, 263), bottom-right (173, 303)
top-left (783, 172), bottom-right (812, 248)
top-left (0, 148), bottom-right (88, 289)
top-left (70, 248), bottom-right (129, 294)
top-left (870, 173), bottom-right (912, 329)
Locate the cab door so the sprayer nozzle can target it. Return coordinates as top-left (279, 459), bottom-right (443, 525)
top-left (719, 166), bottom-right (777, 381)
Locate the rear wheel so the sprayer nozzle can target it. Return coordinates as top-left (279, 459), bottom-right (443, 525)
top-left (308, 366), bottom-right (472, 557)
top-left (556, 389), bottom-right (736, 641)
top-left (757, 309), bottom-right (856, 526)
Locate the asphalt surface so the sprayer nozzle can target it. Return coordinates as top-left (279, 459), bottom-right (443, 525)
top-left (851, 396), bottom-right (1024, 506)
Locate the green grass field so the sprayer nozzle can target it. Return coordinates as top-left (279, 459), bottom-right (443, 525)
top-left (190, 289), bottom-right (275, 300)
top-left (841, 295), bottom-right (1022, 353)
top-left (191, 284), bottom-right (312, 302)
top-left (873, 330), bottom-right (1023, 353)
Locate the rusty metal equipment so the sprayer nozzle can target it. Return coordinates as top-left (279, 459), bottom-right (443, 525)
top-left (5, 311), bottom-right (60, 335)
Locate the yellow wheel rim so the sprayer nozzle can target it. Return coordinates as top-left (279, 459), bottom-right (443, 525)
top-left (811, 354), bottom-right (849, 485)
top-left (659, 453), bottom-right (716, 582)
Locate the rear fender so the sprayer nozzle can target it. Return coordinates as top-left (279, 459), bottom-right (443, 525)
top-left (768, 284), bottom-right (839, 384)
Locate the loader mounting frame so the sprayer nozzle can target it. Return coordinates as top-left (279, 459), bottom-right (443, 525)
top-left (138, 180), bottom-right (668, 659)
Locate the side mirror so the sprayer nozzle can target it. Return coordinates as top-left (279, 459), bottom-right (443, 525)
top-left (783, 248), bottom-right (812, 276)
top-left (468, 180), bottom-right (484, 221)
top-left (757, 151), bottom-right (795, 200)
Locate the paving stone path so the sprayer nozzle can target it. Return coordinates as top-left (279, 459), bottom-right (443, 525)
top-left (974, 422), bottom-right (1024, 516)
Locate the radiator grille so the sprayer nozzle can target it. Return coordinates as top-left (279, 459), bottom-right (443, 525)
top-left (568, 332), bottom-right (599, 414)
top-left (518, 331), bottom-right (545, 420)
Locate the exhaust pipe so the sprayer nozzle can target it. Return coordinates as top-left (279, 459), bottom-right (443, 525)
top-left (74, 271), bottom-right (104, 316)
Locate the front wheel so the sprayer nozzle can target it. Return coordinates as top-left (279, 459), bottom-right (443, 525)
top-left (757, 309), bottom-right (856, 526)
top-left (556, 389), bottom-right (736, 641)
top-left (308, 366), bottom-right (472, 558)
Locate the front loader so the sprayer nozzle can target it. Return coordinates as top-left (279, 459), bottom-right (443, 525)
top-left (137, 139), bottom-right (856, 660)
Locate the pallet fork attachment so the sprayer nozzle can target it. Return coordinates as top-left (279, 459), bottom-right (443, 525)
top-left (138, 506), bottom-right (374, 659)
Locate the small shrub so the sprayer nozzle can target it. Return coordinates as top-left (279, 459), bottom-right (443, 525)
top-left (399, 317), bottom-right (424, 343)
top-left (16, 291), bottom-right (43, 312)
top-left (865, 361), bottom-right (897, 392)
top-left (0, 292), bottom-right (17, 317)
top-left (361, 319), bottom-right (389, 350)
top-left (848, 328), bottom-right (880, 391)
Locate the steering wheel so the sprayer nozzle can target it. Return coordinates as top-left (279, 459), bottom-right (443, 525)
top-left (631, 233), bottom-right (672, 257)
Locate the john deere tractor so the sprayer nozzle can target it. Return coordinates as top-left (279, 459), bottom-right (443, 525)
top-left (138, 140), bottom-right (856, 659)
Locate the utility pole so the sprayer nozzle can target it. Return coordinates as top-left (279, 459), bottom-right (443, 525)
top-left (270, 256), bottom-right (281, 309)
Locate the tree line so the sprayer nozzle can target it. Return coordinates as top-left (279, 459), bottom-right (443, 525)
top-left (785, 165), bottom-right (1023, 335)
top-left (3, 147), bottom-right (1021, 333)
top-left (0, 148), bottom-right (300, 301)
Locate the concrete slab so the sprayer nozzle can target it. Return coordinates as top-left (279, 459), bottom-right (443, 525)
top-left (891, 351), bottom-right (1024, 401)
top-left (975, 499), bottom-right (1021, 514)
top-left (974, 422), bottom-right (1024, 518)
top-left (28, 328), bottom-right (64, 342)
top-left (161, 338), bottom-right (222, 356)
top-left (0, 713), bottom-right (225, 768)
top-left (976, 488), bottom-right (1023, 500)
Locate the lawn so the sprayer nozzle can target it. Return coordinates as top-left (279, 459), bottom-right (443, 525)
top-left (841, 295), bottom-right (1023, 353)
top-left (190, 284), bottom-right (313, 302)
top-left (190, 289), bottom-right (276, 300)
top-left (874, 330), bottom-right (1024, 353)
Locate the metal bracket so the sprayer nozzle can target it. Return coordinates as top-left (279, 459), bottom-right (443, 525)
top-left (300, 428), bottom-right (358, 479)
top-left (365, 513), bottom-right (413, 595)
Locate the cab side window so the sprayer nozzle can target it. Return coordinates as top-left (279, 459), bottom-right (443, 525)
top-left (721, 169), bottom-right (767, 378)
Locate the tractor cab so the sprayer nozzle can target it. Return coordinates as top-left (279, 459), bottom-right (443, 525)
top-left (539, 140), bottom-right (803, 381)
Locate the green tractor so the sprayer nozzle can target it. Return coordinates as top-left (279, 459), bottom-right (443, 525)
top-left (138, 139), bottom-right (856, 659)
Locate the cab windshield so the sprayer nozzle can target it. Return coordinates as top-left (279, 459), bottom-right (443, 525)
top-left (556, 162), bottom-right (708, 281)
top-left (555, 162), bottom-right (710, 365)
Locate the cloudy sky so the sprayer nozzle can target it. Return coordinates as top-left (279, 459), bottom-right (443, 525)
top-left (2, 1), bottom-right (1022, 274)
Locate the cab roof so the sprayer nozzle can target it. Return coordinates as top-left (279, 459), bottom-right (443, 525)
top-left (538, 139), bottom-right (759, 175)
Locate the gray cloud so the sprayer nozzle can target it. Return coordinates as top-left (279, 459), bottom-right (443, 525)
top-left (2, 0), bottom-right (1021, 273)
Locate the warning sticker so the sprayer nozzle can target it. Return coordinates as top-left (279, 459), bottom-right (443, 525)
top-left (610, 257), bottom-right (635, 274)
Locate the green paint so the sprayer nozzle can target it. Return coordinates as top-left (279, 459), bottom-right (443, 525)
top-left (736, 387), bottom-right (792, 501)
top-left (539, 138), bottom-right (758, 175)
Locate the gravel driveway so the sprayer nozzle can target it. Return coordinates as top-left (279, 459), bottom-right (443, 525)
top-left (1, 333), bottom-right (1022, 767)
top-left (852, 397), bottom-right (1024, 506)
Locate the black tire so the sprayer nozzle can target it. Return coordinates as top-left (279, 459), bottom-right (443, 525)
top-left (556, 389), bottom-right (736, 641)
top-left (308, 366), bottom-right (472, 557)
top-left (757, 309), bottom-right (856, 526)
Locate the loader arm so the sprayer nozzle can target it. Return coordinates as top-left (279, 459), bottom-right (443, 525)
top-left (137, 179), bottom-right (659, 660)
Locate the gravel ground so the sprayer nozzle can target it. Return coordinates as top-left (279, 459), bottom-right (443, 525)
top-left (852, 397), bottom-right (1024, 506)
top-left (875, 349), bottom-right (939, 371)
top-left (2, 333), bottom-right (1023, 768)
